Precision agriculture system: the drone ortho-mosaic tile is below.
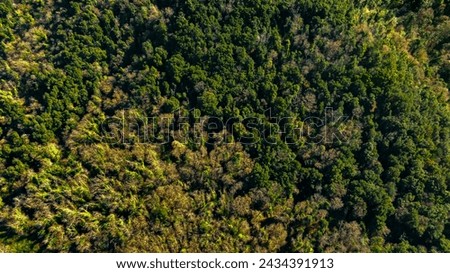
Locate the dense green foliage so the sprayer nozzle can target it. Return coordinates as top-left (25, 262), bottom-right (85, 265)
top-left (0, 0), bottom-right (449, 252)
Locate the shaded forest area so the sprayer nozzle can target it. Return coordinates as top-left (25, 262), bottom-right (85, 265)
top-left (0, 0), bottom-right (449, 252)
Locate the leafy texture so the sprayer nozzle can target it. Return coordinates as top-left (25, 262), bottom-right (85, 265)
top-left (0, 0), bottom-right (449, 252)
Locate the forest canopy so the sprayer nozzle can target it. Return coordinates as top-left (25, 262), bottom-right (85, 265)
top-left (0, 0), bottom-right (449, 252)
